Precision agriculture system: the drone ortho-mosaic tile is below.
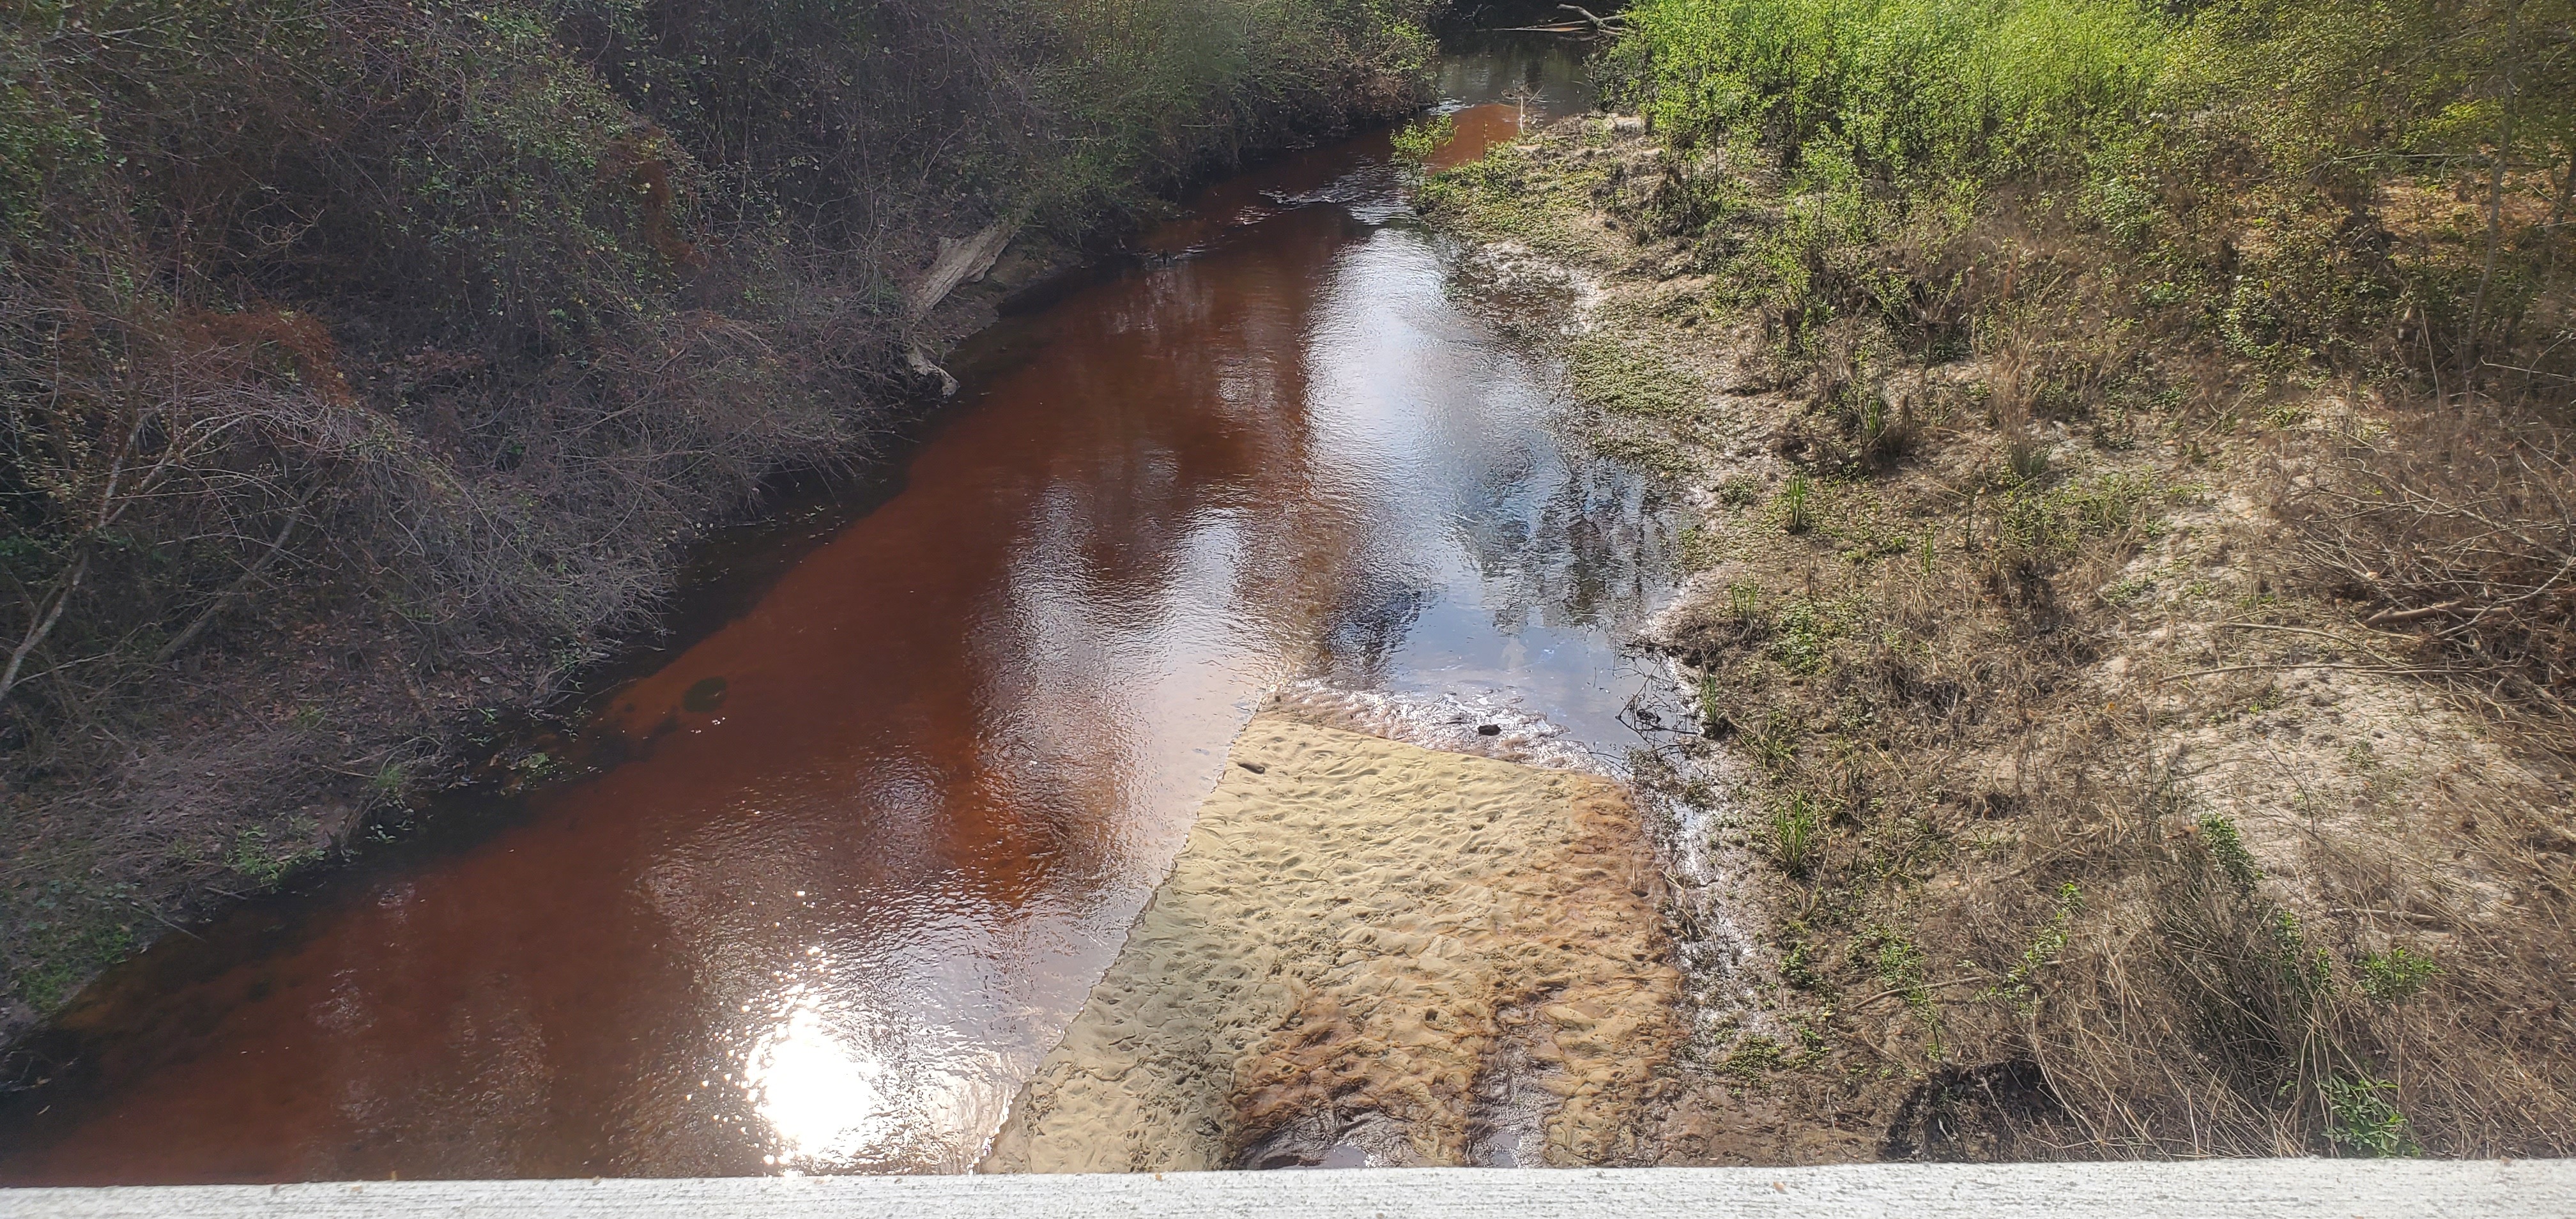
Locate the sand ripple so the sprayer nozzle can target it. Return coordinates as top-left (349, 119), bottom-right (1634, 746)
top-left (980, 712), bottom-right (1680, 1172)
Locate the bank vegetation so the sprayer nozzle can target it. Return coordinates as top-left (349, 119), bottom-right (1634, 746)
top-left (1425, 0), bottom-right (2575, 1162)
top-left (0, 0), bottom-right (1439, 1045)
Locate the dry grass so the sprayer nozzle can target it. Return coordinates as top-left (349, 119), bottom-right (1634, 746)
top-left (2286, 399), bottom-right (2576, 716)
top-left (1427, 112), bottom-right (2576, 1162)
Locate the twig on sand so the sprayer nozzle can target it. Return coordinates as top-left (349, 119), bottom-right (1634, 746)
top-left (2363, 599), bottom-right (2465, 626)
top-left (2168, 662), bottom-right (2449, 680)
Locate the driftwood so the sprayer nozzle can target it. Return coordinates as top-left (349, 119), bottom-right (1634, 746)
top-left (905, 346), bottom-right (962, 398)
top-left (903, 223), bottom-right (1018, 322)
top-left (1492, 4), bottom-right (1625, 33)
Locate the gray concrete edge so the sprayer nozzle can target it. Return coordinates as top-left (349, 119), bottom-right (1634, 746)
top-left (4, 1159), bottom-right (2572, 1218)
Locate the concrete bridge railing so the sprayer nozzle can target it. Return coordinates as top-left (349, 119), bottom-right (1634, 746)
top-left (4, 1159), bottom-right (2571, 1218)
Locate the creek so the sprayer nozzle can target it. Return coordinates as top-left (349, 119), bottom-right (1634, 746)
top-left (0, 33), bottom-right (1684, 1183)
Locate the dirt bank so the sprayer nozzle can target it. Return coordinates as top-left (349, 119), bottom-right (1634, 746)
top-left (1421, 114), bottom-right (2576, 1160)
top-left (981, 709), bottom-right (1681, 1172)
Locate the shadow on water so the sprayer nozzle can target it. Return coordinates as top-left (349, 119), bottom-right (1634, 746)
top-left (0, 30), bottom-right (1669, 1184)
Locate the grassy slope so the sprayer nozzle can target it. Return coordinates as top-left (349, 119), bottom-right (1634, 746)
top-left (0, 0), bottom-right (1440, 1045)
top-left (1419, 0), bottom-right (2575, 1161)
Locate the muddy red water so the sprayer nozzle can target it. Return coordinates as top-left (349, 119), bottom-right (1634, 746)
top-left (0, 40), bottom-right (1666, 1183)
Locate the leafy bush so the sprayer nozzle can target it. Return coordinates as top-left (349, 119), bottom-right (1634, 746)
top-left (1613, 0), bottom-right (2167, 183)
top-left (1606, 0), bottom-right (2575, 380)
top-left (1392, 112), bottom-right (1459, 165)
top-left (2356, 947), bottom-right (2441, 1002)
top-left (2324, 1074), bottom-right (2419, 1157)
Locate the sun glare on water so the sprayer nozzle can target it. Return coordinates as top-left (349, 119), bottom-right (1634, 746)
top-left (742, 984), bottom-right (893, 1168)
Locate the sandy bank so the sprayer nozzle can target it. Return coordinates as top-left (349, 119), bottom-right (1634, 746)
top-left (980, 712), bottom-right (1680, 1172)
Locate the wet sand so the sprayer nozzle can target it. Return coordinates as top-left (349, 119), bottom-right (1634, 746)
top-left (981, 712), bottom-right (1681, 1172)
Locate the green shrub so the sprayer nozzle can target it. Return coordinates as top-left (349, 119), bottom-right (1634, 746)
top-left (2196, 811), bottom-right (2262, 893)
top-left (2356, 946), bottom-right (2441, 1001)
top-left (1607, 0), bottom-right (2575, 372)
top-left (2324, 1074), bottom-right (2418, 1157)
top-left (1613, 0), bottom-right (2168, 185)
top-left (1390, 111), bottom-right (1456, 165)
